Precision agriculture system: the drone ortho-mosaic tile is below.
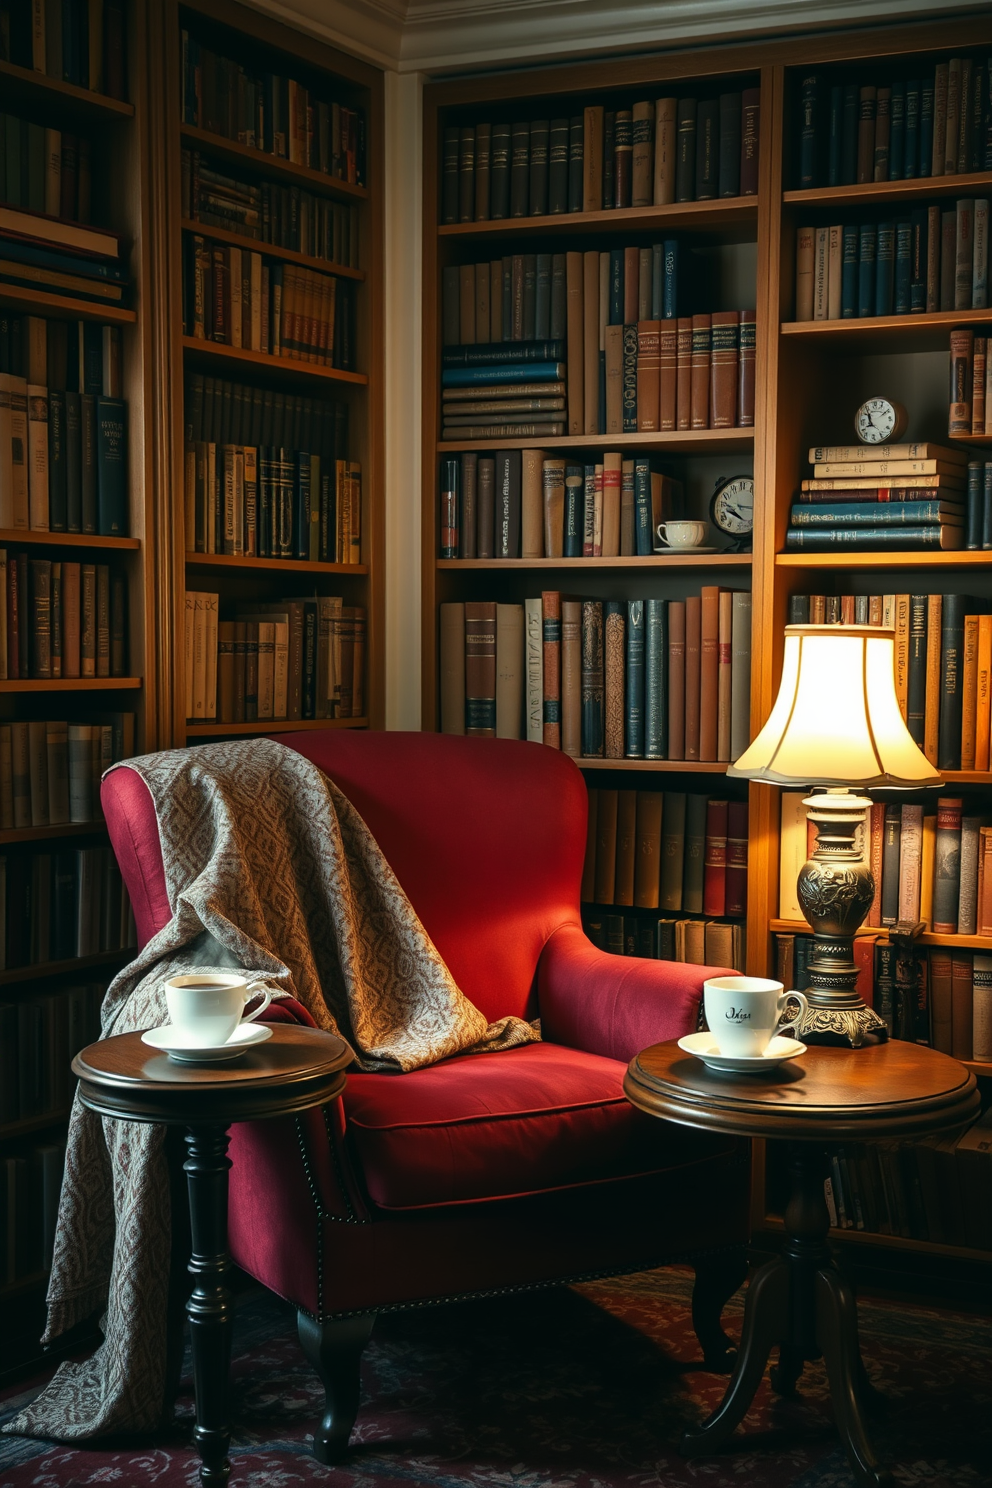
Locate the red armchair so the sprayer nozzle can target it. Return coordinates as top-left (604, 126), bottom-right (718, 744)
top-left (101, 731), bottom-right (750, 1459)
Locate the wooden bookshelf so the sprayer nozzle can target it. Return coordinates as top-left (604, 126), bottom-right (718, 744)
top-left (179, 219), bottom-right (365, 280)
top-left (437, 555), bottom-right (752, 570)
top-left (438, 430), bottom-right (755, 455)
top-left (179, 123), bottom-right (368, 201)
top-left (783, 169), bottom-right (992, 207)
top-left (0, 532), bottom-right (140, 550)
top-left (0, 679), bottom-right (141, 692)
top-left (0, 285), bottom-right (136, 324)
top-left (185, 716), bottom-right (368, 737)
top-left (185, 553), bottom-right (368, 576)
top-left (0, 58), bottom-right (134, 121)
top-left (438, 196), bottom-right (758, 239)
top-left (180, 337), bottom-right (369, 386)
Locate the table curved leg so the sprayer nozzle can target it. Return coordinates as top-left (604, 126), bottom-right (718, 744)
top-left (815, 1267), bottom-right (893, 1488)
top-left (185, 1125), bottom-right (234, 1487)
top-left (681, 1256), bottom-right (789, 1456)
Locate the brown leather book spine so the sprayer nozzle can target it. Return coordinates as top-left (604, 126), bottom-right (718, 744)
top-left (634, 790), bottom-right (663, 908)
top-left (542, 456), bottom-right (565, 559)
top-left (613, 110), bottom-right (632, 209)
top-left (709, 311), bottom-right (739, 429)
top-left (604, 602), bottom-right (625, 758)
top-left (593, 787), bottom-right (618, 903)
top-left (475, 122), bottom-right (491, 221)
top-left (636, 320), bottom-right (661, 432)
top-left (972, 337), bottom-right (987, 436)
top-left (924, 593), bottom-right (942, 765)
top-left (867, 801), bottom-right (885, 927)
top-left (703, 797), bottom-right (728, 916)
top-left (439, 601), bottom-right (466, 734)
top-left (654, 97), bottom-right (677, 204)
top-left (717, 588), bottom-right (733, 760)
top-left (675, 317), bottom-right (693, 430)
top-left (458, 126), bottom-right (475, 223)
top-left (581, 789), bottom-right (599, 902)
top-left (561, 600), bottom-right (582, 757)
top-left (601, 452), bottom-right (622, 558)
top-left (566, 251), bottom-right (585, 435)
top-left (495, 602), bottom-right (524, 739)
top-left (668, 599), bottom-right (685, 759)
top-left (740, 87), bottom-right (760, 195)
top-left (541, 589), bottom-right (561, 748)
top-left (962, 614), bottom-right (980, 770)
top-left (458, 264), bottom-right (475, 344)
top-left (659, 321), bottom-right (677, 430)
top-left (699, 585), bottom-right (720, 760)
top-left (738, 310), bottom-right (755, 428)
top-left (684, 594), bottom-right (701, 760)
top-left (930, 949), bottom-right (953, 1053)
top-left (218, 620), bottom-right (236, 722)
top-left (951, 950), bottom-right (973, 1060)
top-left (62, 561), bottom-right (80, 678)
top-left (725, 799), bottom-right (748, 916)
top-left (476, 457), bottom-right (495, 559)
top-left (690, 314), bottom-right (711, 429)
top-left (857, 86), bottom-right (876, 184)
top-left (614, 788), bottom-right (637, 905)
top-left (232, 620), bottom-right (247, 722)
top-left (460, 451), bottom-right (477, 559)
top-left (582, 106), bottom-right (604, 212)
top-left (582, 250), bottom-right (600, 434)
top-left (521, 448), bottom-right (545, 559)
top-left (489, 259), bottom-right (502, 340)
top-left (631, 101), bottom-right (654, 208)
top-left (465, 600), bottom-right (497, 736)
top-left (949, 329), bottom-right (974, 434)
top-left (605, 323), bottom-right (624, 434)
top-left (474, 262), bottom-right (490, 345)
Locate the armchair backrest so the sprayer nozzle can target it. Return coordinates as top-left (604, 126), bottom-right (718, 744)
top-left (101, 732), bottom-right (588, 1023)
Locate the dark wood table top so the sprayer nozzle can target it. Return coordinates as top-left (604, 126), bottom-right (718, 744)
top-left (624, 1039), bottom-right (980, 1142)
top-left (72, 1026), bottom-right (352, 1125)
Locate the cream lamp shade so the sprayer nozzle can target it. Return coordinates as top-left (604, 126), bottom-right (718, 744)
top-left (727, 624), bottom-right (943, 789)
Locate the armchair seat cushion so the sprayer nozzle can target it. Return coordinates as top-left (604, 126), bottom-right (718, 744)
top-left (342, 1040), bottom-right (718, 1210)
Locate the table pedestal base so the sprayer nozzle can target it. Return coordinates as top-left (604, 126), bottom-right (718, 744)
top-left (185, 1124), bottom-right (234, 1487)
top-left (681, 1143), bottom-right (892, 1488)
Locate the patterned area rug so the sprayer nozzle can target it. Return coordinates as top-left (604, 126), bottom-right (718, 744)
top-left (1, 1266), bottom-right (989, 1487)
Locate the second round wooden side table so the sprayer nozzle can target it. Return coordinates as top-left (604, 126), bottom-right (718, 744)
top-left (624, 1038), bottom-right (979, 1488)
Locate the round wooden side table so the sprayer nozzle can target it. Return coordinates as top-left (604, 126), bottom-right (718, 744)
top-left (624, 1039), bottom-right (979, 1488)
top-left (72, 1025), bottom-right (352, 1488)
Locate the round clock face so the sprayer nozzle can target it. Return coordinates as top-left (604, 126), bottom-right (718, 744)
top-left (711, 475), bottom-right (754, 536)
top-left (855, 398), bottom-right (905, 444)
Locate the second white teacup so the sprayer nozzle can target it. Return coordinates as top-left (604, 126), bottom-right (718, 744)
top-left (165, 973), bottom-right (272, 1047)
top-left (656, 520), bottom-right (707, 550)
top-left (703, 976), bottom-right (808, 1058)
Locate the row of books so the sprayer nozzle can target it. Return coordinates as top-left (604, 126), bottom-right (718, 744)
top-left (785, 440), bottom-right (969, 552)
top-left (787, 589), bottom-right (989, 771)
top-left (583, 788), bottom-right (747, 918)
top-left (795, 62), bottom-right (992, 189)
top-left (0, 844), bottom-right (134, 970)
top-left (0, 552), bottom-right (125, 681)
top-left (182, 235), bottom-right (357, 370)
top-left (795, 199), bottom-right (988, 321)
top-left (440, 91), bottom-right (760, 222)
top-left (583, 911), bottom-right (745, 974)
top-left (949, 330), bottom-right (992, 437)
top-left (0, 116), bottom-right (92, 226)
top-left (180, 30), bottom-right (365, 186)
top-left (0, 197), bottom-right (129, 313)
top-left (3, 0), bottom-right (126, 98)
top-left (0, 714), bottom-right (132, 830)
top-left (1, 1142), bottom-right (65, 1282)
top-left (184, 592), bottom-right (366, 723)
top-left (439, 589), bottom-right (752, 763)
top-left (183, 374), bottom-right (357, 563)
top-left (0, 313), bottom-right (121, 395)
top-left (439, 450), bottom-right (685, 560)
top-left (0, 982), bottom-right (104, 1124)
top-left (180, 149), bottom-right (359, 268)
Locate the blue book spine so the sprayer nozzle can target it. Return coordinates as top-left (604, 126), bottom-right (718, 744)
top-left (919, 77), bottom-right (934, 177)
top-left (799, 74), bottom-right (819, 188)
top-left (651, 243), bottom-right (664, 319)
top-left (442, 340), bottom-right (564, 366)
top-left (0, 236), bottom-right (124, 281)
top-left (894, 221), bottom-right (912, 314)
top-left (875, 221), bottom-right (895, 316)
top-left (625, 599), bottom-right (645, 759)
top-left (633, 458), bottom-right (653, 556)
top-left (609, 248), bottom-right (624, 325)
top-left (828, 85), bottom-right (843, 186)
top-left (564, 464), bottom-right (584, 556)
top-left (841, 224), bottom-right (859, 317)
top-left (784, 526), bottom-right (959, 550)
top-left (904, 80), bottom-right (920, 178)
top-left (95, 397), bottom-right (128, 538)
top-left (983, 463), bottom-right (992, 550)
top-left (790, 500), bottom-right (961, 527)
top-left (888, 81), bottom-right (905, 180)
top-left (441, 362), bottom-right (564, 386)
top-left (910, 209), bottom-right (927, 311)
top-left (663, 240), bottom-right (678, 318)
top-left (858, 225), bottom-right (876, 316)
top-left (968, 462), bottom-right (983, 550)
top-left (644, 598), bottom-right (667, 759)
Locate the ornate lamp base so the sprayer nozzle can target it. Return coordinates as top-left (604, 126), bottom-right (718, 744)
top-left (795, 790), bottom-right (888, 1050)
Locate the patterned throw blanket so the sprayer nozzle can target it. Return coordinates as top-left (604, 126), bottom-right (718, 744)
top-left (5, 739), bottom-right (539, 1442)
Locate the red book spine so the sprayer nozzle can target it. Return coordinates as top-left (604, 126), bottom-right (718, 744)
top-left (724, 800), bottom-right (748, 916)
top-left (703, 798), bottom-right (729, 916)
top-left (542, 589), bottom-right (561, 749)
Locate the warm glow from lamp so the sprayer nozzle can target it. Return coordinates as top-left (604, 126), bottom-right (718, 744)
top-left (727, 625), bottom-right (942, 788)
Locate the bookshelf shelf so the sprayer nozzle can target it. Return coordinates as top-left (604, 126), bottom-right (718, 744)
top-left (184, 717), bottom-right (369, 737)
top-left (780, 308), bottom-right (992, 353)
top-left (437, 555), bottom-right (751, 570)
top-left (181, 337), bottom-right (368, 387)
top-left (770, 919), bottom-right (992, 950)
top-left (185, 553), bottom-right (368, 576)
top-left (0, 58), bottom-right (134, 122)
top-left (760, 1213), bottom-right (991, 1263)
top-left (437, 196), bottom-right (758, 241)
top-left (438, 430), bottom-right (754, 455)
top-left (0, 1111), bottom-right (71, 1143)
top-left (179, 220), bottom-right (365, 281)
top-left (578, 759), bottom-right (729, 773)
top-left (948, 433), bottom-right (992, 446)
top-left (0, 822), bottom-right (108, 846)
top-left (0, 679), bottom-right (141, 692)
top-left (179, 125), bottom-right (368, 203)
top-left (783, 170), bottom-right (992, 209)
top-left (776, 551), bottom-right (992, 569)
top-left (0, 950), bottom-right (127, 988)
top-left (0, 284), bottom-right (136, 325)
top-left (0, 531), bottom-right (140, 551)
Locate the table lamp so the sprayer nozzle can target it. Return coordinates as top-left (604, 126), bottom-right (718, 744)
top-left (728, 624), bottom-right (943, 1048)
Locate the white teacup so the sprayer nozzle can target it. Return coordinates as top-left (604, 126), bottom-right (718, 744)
top-left (165, 973), bottom-right (272, 1047)
top-left (703, 976), bottom-right (808, 1058)
top-left (657, 520), bottom-right (707, 550)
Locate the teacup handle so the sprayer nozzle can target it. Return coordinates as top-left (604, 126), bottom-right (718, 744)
top-left (656, 523), bottom-right (672, 546)
top-left (241, 987), bottom-right (273, 1024)
top-left (776, 990), bottom-right (808, 1038)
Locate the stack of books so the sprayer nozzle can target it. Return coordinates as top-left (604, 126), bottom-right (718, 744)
top-left (439, 449), bottom-right (684, 559)
top-left (584, 787), bottom-right (748, 918)
top-left (439, 587), bottom-right (752, 763)
top-left (584, 911), bottom-right (746, 972)
top-left (0, 845), bottom-right (133, 969)
top-left (784, 442), bottom-right (968, 551)
top-left (181, 150), bottom-right (359, 266)
top-left (440, 89), bottom-right (759, 222)
top-left (796, 62), bottom-right (992, 189)
top-left (796, 198), bottom-right (988, 321)
top-left (950, 329), bottom-right (992, 437)
top-left (185, 592), bottom-right (365, 723)
top-left (0, 714), bottom-right (134, 829)
top-left (2, 0), bottom-right (126, 96)
top-left (180, 32), bottom-right (365, 186)
top-left (0, 197), bottom-right (126, 308)
top-left (0, 551), bottom-right (127, 680)
top-left (441, 341), bottom-right (565, 440)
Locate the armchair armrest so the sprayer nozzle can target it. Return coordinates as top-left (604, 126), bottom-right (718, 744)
top-left (538, 923), bottom-right (734, 1065)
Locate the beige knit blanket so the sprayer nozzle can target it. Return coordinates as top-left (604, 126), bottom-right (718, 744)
top-left (5, 739), bottom-right (538, 1442)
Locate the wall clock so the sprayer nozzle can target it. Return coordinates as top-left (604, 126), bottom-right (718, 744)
top-left (854, 397), bottom-right (908, 444)
top-left (710, 474), bottom-right (754, 552)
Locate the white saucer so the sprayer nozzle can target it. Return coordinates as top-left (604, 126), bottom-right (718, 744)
top-left (677, 1031), bottom-right (807, 1074)
top-left (652, 546), bottom-right (722, 555)
top-left (141, 1022), bottom-right (272, 1063)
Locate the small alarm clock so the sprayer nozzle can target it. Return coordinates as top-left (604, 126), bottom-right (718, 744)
top-left (855, 397), bottom-right (908, 444)
top-left (710, 474), bottom-right (754, 551)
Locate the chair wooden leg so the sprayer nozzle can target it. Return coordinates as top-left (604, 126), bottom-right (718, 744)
top-left (691, 1247), bottom-right (749, 1371)
top-left (297, 1310), bottom-right (375, 1463)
